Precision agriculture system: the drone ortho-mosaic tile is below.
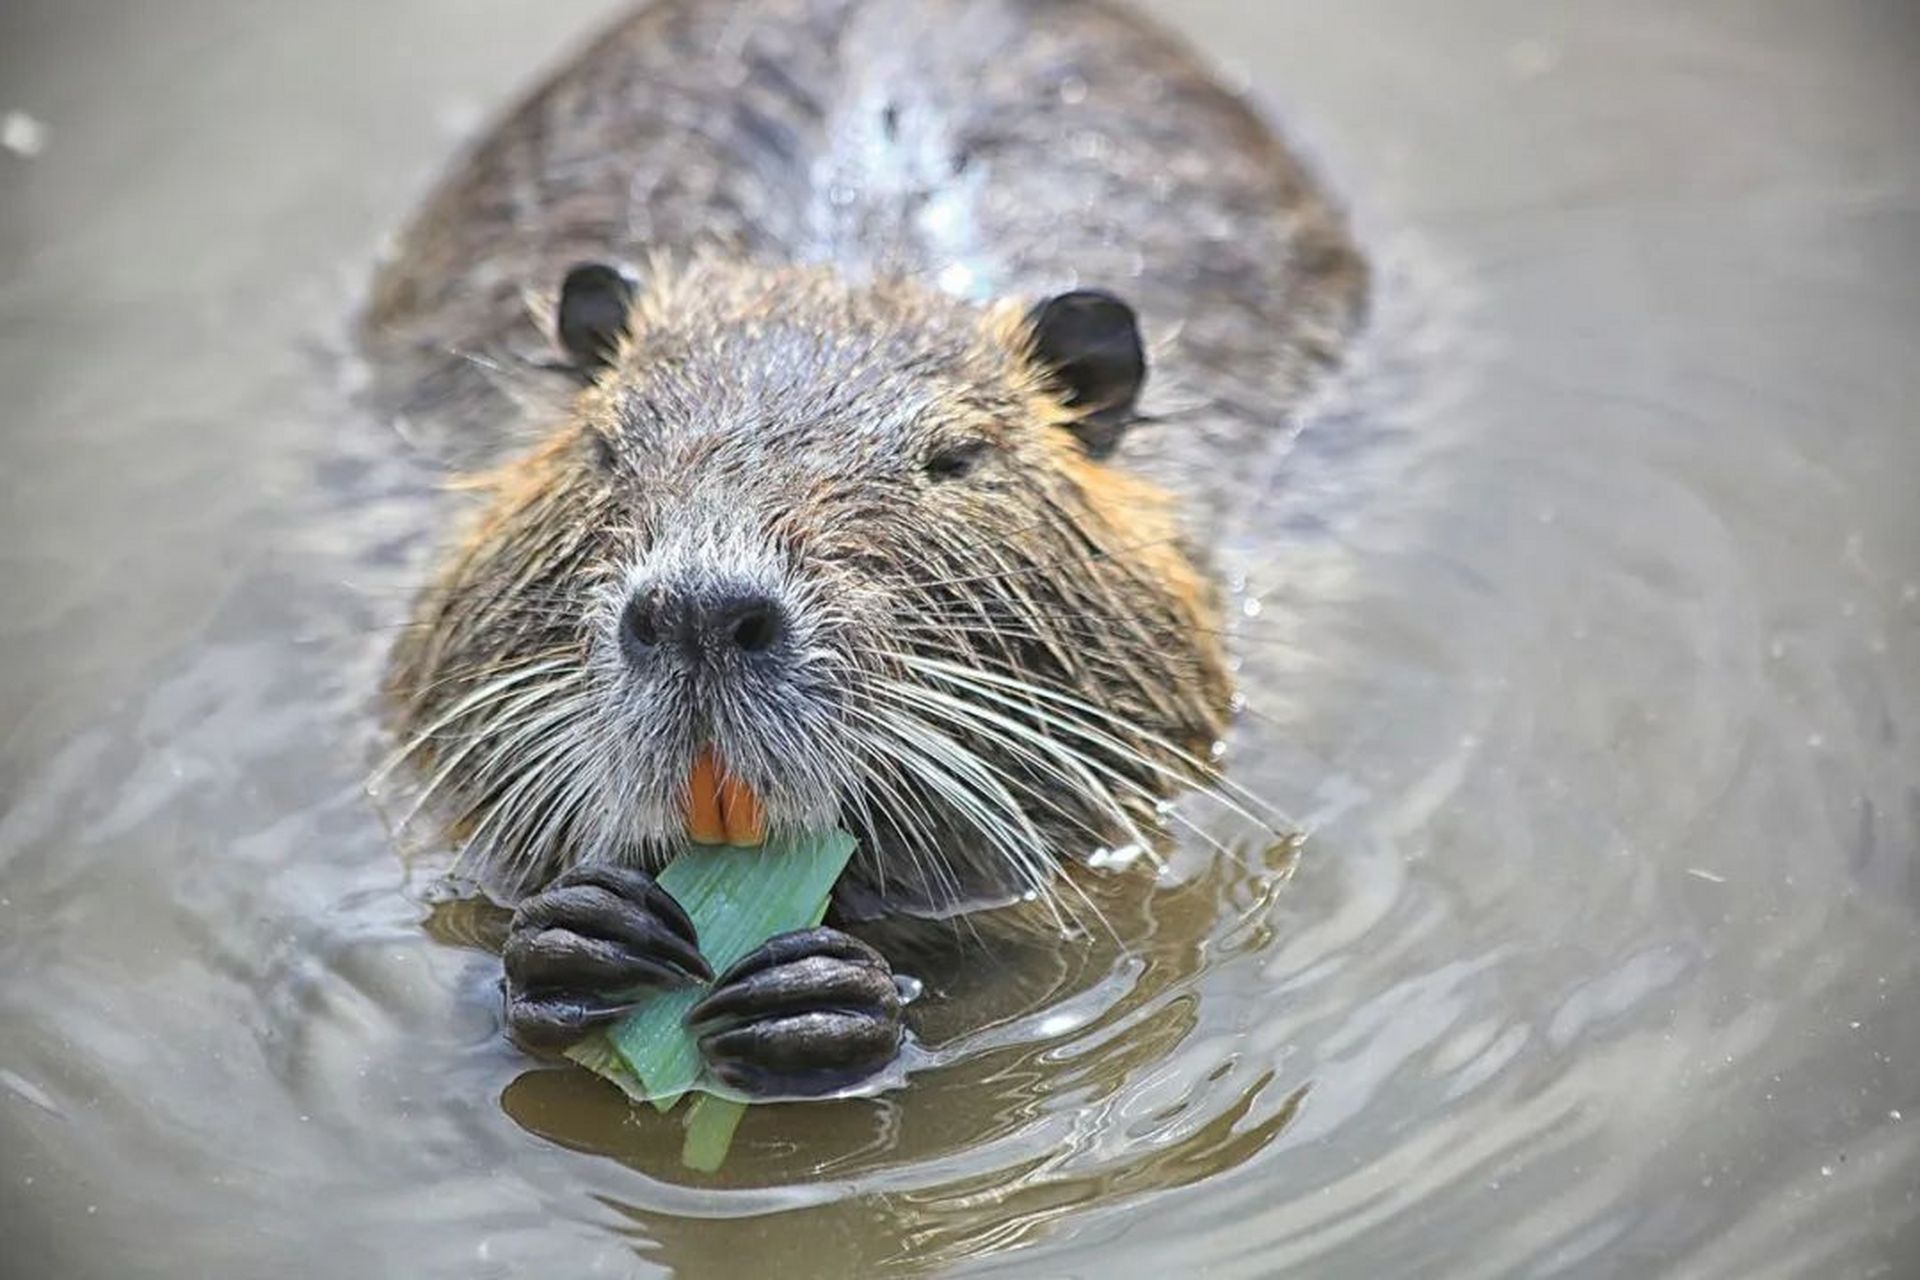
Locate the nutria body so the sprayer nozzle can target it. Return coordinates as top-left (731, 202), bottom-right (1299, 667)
top-left (366, 0), bottom-right (1365, 1095)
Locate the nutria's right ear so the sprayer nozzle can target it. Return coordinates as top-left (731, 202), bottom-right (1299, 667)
top-left (556, 262), bottom-right (636, 373)
top-left (1026, 289), bottom-right (1146, 459)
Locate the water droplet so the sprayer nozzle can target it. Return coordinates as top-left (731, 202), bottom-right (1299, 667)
top-left (1241, 597), bottom-right (1264, 618)
top-left (1089, 842), bottom-right (1148, 870)
top-left (1, 111), bottom-right (49, 158)
top-left (1228, 691), bottom-right (1248, 713)
top-left (937, 262), bottom-right (976, 295)
top-left (1057, 75), bottom-right (1089, 105)
top-left (1208, 740), bottom-right (1228, 760)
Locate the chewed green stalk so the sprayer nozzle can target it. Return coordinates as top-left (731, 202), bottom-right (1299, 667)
top-left (564, 829), bottom-right (856, 1167)
top-left (680, 1092), bottom-right (751, 1173)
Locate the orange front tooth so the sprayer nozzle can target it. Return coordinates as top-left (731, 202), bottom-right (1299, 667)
top-left (719, 772), bottom-right (766, 847)
top-left (686, 748), bottom-right (726, 845)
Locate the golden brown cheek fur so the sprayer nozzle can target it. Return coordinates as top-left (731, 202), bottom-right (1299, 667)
top-left (384, 427), bottom-right (611, 836)
top-left (1044, 437), bottom-right (1236, 752)
top-left (383, 265), bottom-right (1238, 901)
top-left (390, 431), bottom-right (585, 691)
top-left (995, 298), bottom-right (1233, 761)
top-left (1050, 440), bottom-right (1233, 753)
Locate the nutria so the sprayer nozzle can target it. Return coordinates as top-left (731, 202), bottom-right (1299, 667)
top-left (365, 0), bottom-right (1366, 1097)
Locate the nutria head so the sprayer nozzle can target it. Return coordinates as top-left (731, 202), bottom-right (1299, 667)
top-left (387, 257), bottom-right (1230, 919)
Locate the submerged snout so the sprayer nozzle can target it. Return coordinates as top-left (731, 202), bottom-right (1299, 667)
top-left (618, 579), bottom-right (792, 672)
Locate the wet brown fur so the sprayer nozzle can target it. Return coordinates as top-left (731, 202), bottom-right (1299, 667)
top-left (387, 259), bottom-right (1233, 912)
top-left (371, 0), bottom-right (1364, 917)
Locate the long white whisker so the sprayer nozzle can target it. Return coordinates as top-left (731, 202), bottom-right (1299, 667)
top-left (898, 653), bottom-right (1289, 834)
top-left (370, 657), bottom-right (574, 787)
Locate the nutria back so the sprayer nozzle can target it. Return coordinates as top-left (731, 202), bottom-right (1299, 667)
top-left (362, 0), bottom-right (1366, 520)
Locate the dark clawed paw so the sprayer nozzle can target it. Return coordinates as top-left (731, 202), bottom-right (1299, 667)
top-left (502, 863), bottom-right (712, 1053)
top-left (687, 926), bottom-right (905, 1097)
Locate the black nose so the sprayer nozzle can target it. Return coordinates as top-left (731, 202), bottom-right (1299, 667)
top-left (620, 583), bottom-right (789, 667)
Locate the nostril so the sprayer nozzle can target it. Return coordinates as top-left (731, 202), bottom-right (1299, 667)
top-left (624, 583), bottom-right (786, 664)
top-left (620, 593), bottom-right (663, 654)
top-left (726, 600), bottom-right (784, 653)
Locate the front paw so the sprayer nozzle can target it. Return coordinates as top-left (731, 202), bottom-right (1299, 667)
top-left (503, 864), bottom-right (712, 1053)
top-left (687, 927), bottom-right (905, 1097)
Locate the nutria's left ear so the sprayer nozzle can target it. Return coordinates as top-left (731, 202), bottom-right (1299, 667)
top-left (555, 262), bottom-right (637, 373)
top-left (1027, 289), bottom-right (1146, 457)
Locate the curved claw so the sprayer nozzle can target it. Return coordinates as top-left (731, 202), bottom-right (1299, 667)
top-left (688, 926), bottom-right (905, 1097)
top-left (688, 953), bottom-right (899, 1028)
top-left (509, 866), bottom-right (710, 984)
top-left (501, 863), bottom-right (711, 1055)
top-left (504, 924), bottom-right (702, 995)
top-left (707, 925), bottom-right (887, 987)
top-left (506, 990), bottom-right (649, 1052)
top-left (699, 1012), bottom-right (903, 1097)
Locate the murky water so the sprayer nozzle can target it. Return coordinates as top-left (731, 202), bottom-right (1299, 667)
top-left (5, 1), bottom-right (1919, 1276)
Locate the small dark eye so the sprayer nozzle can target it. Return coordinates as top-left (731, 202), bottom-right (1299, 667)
top-left (924, 439), bottom-right (991, 482)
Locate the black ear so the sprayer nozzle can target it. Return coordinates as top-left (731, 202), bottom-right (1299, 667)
top-left (1026, 289), bottom-right (1146, 457)
top-left (556, 262), bottom-right (636, 373)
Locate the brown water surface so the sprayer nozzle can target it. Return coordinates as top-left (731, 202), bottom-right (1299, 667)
top-left (3, 1), bottom-right (1919, 1276)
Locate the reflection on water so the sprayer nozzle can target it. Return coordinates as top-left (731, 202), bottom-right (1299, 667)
top-left (4, 0), bottom-right (1920, 1276)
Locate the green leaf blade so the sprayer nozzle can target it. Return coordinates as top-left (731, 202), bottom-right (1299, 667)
top-left (562, 827), bottom-right (857, 1160)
